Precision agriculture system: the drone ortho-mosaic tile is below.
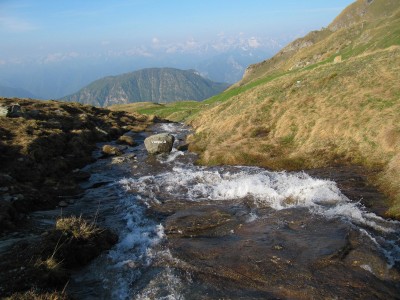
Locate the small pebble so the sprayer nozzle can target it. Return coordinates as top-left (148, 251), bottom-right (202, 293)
top-left (58, 201), bottom-right (68, 207)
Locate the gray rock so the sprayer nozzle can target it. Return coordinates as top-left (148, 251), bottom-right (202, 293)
top-left (144, 133), bottom-right (175, 155)
top-left (7, 104), bottom-right (23, 117)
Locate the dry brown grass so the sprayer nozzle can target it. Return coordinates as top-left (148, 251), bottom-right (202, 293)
top-left (55, 215), bottom-right (100, 239)
top-left (5, 289), bottom-right (69, 300)
top-left (189, 47), bottom-right (400, 217)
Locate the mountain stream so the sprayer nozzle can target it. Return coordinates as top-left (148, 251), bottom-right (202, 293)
top-left (58, 123), bottom-right (400, 299)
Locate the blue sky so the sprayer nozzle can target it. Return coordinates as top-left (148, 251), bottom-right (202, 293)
top-left (0, 0), bottom-right (354, 62)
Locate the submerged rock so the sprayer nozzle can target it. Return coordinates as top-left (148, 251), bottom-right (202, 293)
top-left (144, 133), bottom-right (175, 154)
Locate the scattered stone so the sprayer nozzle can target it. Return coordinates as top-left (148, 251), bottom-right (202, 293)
top-left (58, 201), bottom-right (68, 207)
top-left (111, 156), bottom-right (126, 164)
top-left (334, 55), bottom-right (342, 63)
top-left (0, 187), bottom-right (9, 192)
top-left (273, 245), bottom-right (284, 250)
top-left (126, 153), bottom-right (137, 160)
top-left (102, 144), bottom-right (123, 156)
top-left (144, 133), bottom-right (175, 155)
top-left (117, 135), bottom-right (137, 146)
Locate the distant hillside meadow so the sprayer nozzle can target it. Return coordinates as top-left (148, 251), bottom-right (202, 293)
top-left (62, 68), bottom-right (230, 107)
top-left (112, 0), bottom-right (400, 218)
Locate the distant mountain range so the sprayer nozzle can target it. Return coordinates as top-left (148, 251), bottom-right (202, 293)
top-left (0, 85), bottom-right (36, 99)
top-left (0, 34), bottom-right (282, 100)
top-left (62, 68), bottom-right (230, 107)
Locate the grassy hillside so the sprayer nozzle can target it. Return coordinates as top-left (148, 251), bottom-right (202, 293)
top-left (239, 0), bottom-right (400, 86)
top-left (187, 0), bottom-right (400, 218)
top-left (109, 101), bottom-right (204, 122)
top-left (111, 0), bottom-right (400, 217)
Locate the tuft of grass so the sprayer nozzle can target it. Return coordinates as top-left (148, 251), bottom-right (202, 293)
top-left (5, 289), bottom-right (69, 300)
top-left (55, 215), bottom-right (100, 239)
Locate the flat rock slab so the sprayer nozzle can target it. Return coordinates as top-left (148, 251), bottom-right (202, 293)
top-left (144, 133), bottom-right (175, 155)
top-left (153, 201), bottom-right (400, 299)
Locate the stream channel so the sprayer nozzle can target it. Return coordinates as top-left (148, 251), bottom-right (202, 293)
top-left (36, 123), bottom-right (400, 299)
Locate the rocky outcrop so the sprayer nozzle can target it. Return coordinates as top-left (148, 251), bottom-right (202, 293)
top-left (0, 97), bottom-right (152, 234)
top-left (144, 133), bottom-right (175, 155)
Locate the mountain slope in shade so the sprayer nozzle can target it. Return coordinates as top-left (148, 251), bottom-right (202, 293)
top-left (0, 85), bottom-right (37, 99)
top-left (62, 68), bottom-right (230, 107)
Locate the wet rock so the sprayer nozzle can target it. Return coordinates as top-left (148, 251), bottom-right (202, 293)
top-left (177, 143), bottom-right (189, 151)
top-left (117, 135), bottom-right (137, 146)
top-left (144, 133), bottom-right (175, 155)
top-left (0, 200), bottom-right (18, 231)
top-left (71, 170), bottom-right (91, 181)
top-left (1, 194), bottom-right (13, 202)
top-left (101, 144), bottom-right (123, 156)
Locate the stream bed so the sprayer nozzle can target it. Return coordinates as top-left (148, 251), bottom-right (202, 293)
top-left (62, 123), bottom-right (400, 299)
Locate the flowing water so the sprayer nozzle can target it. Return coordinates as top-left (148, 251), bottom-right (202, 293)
top-left (66, 123), bottom-right (400, 299)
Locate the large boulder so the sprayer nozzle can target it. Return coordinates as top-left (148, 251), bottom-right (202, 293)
top-left (144, 133), bottom-right (175, 155)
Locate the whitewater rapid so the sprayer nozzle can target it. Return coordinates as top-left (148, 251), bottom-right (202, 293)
top-left (68, 123), bottom-right (400, 299)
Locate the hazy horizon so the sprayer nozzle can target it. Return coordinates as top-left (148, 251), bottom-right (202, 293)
top-left (0, 0), bottom-right (354, 99)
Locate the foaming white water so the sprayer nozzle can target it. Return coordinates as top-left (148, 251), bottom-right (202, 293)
top-left (160, 149), bottom-right (184, 163)
top-left (121, 165), bottom-right (398, 233)
top-left (120, 159), bottom-right (400, 269)
top-left (134, 267), bottom-right (184, 300)
top-left (159, 123), bottom-right (179, 133)
top-left (106, 191), bottom-right (166, 299)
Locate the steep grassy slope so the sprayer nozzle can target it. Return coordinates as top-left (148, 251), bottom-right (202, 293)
top-left (63, 68), bottom-right (229, 107)
top-left (239, 0), bottom-right (400, 86)
top-left (109, 0), bottom-right (400, 217)
top-left (186, 0), bottom-right (400, 217)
